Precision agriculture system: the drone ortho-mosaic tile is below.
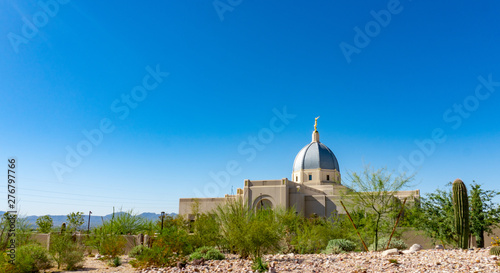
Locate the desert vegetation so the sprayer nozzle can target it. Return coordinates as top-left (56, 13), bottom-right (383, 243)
top-left (1, 170), bottom-right (500, 272)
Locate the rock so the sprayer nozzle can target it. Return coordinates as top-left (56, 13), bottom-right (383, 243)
top-left (409, 244), bottom-right (423, 252)
top-left (402, 250), bottom-right (415, 254)
top-left (268, 267), bottom-right (276, 273)
top-left (177, 261), bottom-right (186, 268)
top-left (192, 257), bottom-right (205, 266)
top-left (435, 245), bottom-right (444, 250)
top-left (382, 248), bottom-right (400, 256)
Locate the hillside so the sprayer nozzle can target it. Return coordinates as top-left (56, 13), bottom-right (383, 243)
top-left (0, 211), bottom-right (177, 229)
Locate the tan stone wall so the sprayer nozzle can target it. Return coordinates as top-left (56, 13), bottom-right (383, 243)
top-left (30, 234), bottom-right (140, 254)
top-left (179, 197), bottom-right (227, 218)
top-left (304, 195), bottom-right (338, 218)
top-left (400, 227), bottom-right (500, 249)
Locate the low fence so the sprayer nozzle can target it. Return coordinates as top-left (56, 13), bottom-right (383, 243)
top-left (31, 233), bottom-right (155, 254)
top-left (31, 227), bottom-right (500, 254)
top-left (399, 227), bottom-right (500, 249)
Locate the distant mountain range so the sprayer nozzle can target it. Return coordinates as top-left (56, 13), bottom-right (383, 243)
top-left (0, 211), bottom-right (178, 229)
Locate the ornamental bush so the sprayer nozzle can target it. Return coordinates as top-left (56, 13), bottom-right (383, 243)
top-left (369, 237), bottom-right (407, 251)
top-left (129, 224), bottom-right (193, 268)
top-left (189, 246), bottom-right (225, 261)
top-left (49, 233), bottom-right (85, 270)
top-left (15, 243), bottom-right (53, 273)
top-left (323, 239), bottom-right (356, 254)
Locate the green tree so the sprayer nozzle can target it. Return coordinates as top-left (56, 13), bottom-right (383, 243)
top-left (469, 182), bottom-right (500, 247)
top-left (66, 212), bottom-right (85, 232)
top-left (342, 166), bottom-right (415, 251)
top-left (410, 181), bottom-right (500, 248)
top-left (36, 215), bottom-right (53, 233)
top-left (407, 186), bottom-right (456, 247)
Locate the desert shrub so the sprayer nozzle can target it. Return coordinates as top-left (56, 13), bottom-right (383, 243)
top-left (216, 199), bottom-right (282, 259)
top-left (15, 243), bottom-right (52, 273)
top-left (0, 253), bottom-right (16, 273)
top-left (189, 212), bottom-right (221, 249)
top-left (87, 219), bottom-right (127, 258)
top-left (128, 245), bottom-right (147, 258)
top-left (274, 207), bottom-right (302, 254)
top-left (98, 234), bottom-right (126, 258)
top-left (130, 224), bottom-right (192, 268)
top-left (215, 199), bottom-right (252, 257)
top-left (189, 251), bottom-right (203, 261)
top-left (35, 216), bottom-right (53, 234)
top-left (109, 256), bottom-right (122, 267)
top-left (189, 246), bottom-right (225, 261)
top-left (323, 239), bottom-right (356, 254)
top-left (106, 210), bottom-right (151, 235)
top-left (49, 233), bottom-right (85, 270)
top-left (252, 257), bottom-right (268, 273)
top-left (0, 214), bottom-right (34, 251)
top-left (204, 248), bottom-right (225, 260)
top-left (369, 237), bottom-right (407, 251)
top-left (293, 216), bottom-right (346, 254)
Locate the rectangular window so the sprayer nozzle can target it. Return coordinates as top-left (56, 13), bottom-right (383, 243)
top-left (309, 174), bottom-right (312, 180)
top-left (296, 176), bottom-right (298, 181)
top-left (327, 175), bottom-right (330, 181)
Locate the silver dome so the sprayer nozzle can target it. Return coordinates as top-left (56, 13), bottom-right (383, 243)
top-left (293, 142), bottom-right (339, 172)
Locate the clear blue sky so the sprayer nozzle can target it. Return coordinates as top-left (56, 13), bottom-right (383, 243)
top-left (1, 1), bottom-right (500, 216)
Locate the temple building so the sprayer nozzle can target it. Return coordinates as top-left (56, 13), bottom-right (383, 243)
top-left (179, 118), bottom-right (419, 218)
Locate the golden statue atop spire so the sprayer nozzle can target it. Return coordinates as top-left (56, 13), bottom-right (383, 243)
top-left (314, 116), bottom-right (320, 131)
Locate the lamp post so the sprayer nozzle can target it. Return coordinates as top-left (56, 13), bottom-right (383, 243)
top-left (87, 211), bottom-right (92, 234)
top-left (161, 211), bottom-right (165, 231)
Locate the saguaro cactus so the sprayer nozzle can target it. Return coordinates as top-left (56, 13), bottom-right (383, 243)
top-left (452, 179), bottom-right (470, 249)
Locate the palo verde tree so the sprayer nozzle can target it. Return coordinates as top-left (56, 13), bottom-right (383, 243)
top-left (407, 185), bottom-right (456, 247)
top-left (342, 165), bottom-right (415, 251)
top-left (469, 181), bottom-right (500, 247)
top-left (66, 212), bottom-right (85, 232)
top-left (36, 215), bottom-right (53, 233)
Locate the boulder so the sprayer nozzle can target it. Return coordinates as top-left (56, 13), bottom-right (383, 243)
top-left (192, 257), bottom-right (205, 266)
top-left (382, 248), bottom-right (400, 256)
top-left (409, 244), bottom-right (423, 252)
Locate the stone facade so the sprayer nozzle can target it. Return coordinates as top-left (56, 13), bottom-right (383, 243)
top-left (179, 121), bottom-right (420, 219)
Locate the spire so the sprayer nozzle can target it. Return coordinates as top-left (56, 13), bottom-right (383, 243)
top-left (312, 116), bottom-right (320, 142)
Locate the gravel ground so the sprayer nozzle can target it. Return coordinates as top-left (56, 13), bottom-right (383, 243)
top-left (67, 248), bottom-right (500, 273)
